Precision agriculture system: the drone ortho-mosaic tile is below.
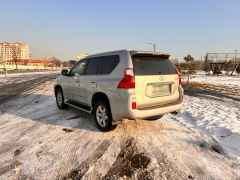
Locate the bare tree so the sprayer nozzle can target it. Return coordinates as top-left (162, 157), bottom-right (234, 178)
top-left (49, 57), bottom-right (61, 70)
top-left (0, 54), bottom-right (8, 76)
top-left (184, 54), bottom-right (194, 63)
top-left (184, 54), bottom-right (195, 74)
top-left (3, 43), bottom-right (19, 70)
top-left (183, 54), bottom-right (195, 86)
top-left (8, 44), bottom-right (19, 70)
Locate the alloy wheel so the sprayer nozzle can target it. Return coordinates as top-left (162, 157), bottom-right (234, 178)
top-left (96, 105), bottom-right (108, 127)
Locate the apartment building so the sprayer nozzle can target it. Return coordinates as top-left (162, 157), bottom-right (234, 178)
top-left (0, 42), bottom-right (30, 61)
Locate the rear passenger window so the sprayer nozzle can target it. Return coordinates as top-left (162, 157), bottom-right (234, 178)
top-left (100, 55), bottom-right (120, 74)
top-left (85, 58), bottom-right (100, 75)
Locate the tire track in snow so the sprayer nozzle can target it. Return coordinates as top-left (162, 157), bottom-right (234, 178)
top-left (0, 74), bottom-right (57, 105)
top-left (103, 137), bottom-right (151, 179)
top-left (64, 139), bottom-right (112, 179)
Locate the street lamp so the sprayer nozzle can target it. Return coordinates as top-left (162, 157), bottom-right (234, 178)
top-left (148, 43), bottom-right (156, 52)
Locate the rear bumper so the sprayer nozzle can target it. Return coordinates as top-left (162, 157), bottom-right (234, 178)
top-left (127, 101), bottom-right (182, 119)
top-left (111, 86), bottom-right (183, 122)
top-left (111, 101), bottom-right (182, 124)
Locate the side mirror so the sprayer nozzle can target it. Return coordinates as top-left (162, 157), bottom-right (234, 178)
top-left (61, 69), bottom-right (69, 76)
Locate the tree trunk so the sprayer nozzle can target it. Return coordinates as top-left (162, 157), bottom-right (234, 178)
top-left (14, 59), bottom-right (18, 70)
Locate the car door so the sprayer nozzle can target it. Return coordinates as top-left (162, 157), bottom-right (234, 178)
top-left (64, 59), bottom-right (88, 102)
top-left (79, 57), bottom-right (101, 105)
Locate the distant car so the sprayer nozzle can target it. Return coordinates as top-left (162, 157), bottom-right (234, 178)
top-left (54, 50), bottom-right (183, 131)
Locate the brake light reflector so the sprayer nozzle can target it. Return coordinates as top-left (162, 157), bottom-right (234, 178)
top-left (132, 102), bottom-right (136, 109)
top-left (175, 69), bottom-right (181, 85)
top-left (117, 68), bottom-right (135, 89)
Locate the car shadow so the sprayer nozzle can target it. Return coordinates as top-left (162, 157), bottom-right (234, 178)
top-left (0, 94), bottom-right (104, 132)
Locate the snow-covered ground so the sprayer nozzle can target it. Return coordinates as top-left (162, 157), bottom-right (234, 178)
top-left (183, 74), bottom-right (240, 89)
top-left (0, 71), bottom-right (60, 77)
top-left (169, 95), bottom-right (240, 162)
top-left (0, 71), bottom-right (60, 78)
top-left (0, 71), bottom-right (60, 86)
top-left (0, 73), bottom-right (240, 179)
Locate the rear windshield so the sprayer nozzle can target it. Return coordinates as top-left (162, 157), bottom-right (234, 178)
top-left (132, 55), bottom-right (176, 75)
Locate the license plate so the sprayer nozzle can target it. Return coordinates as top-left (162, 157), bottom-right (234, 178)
top-left (146, 84), bottom-right (171, 97)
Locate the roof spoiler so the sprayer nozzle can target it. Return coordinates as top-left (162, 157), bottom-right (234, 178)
top-left (130, 51), bottom-right (170, 58)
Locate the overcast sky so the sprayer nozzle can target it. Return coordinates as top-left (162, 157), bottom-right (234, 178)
top-left (0, 0), bottom-right (239, 60)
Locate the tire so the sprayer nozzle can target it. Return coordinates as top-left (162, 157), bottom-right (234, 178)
top-left (93, 100), bottom-right (113, 132)
top-left (55, 87), bottom-right (68, 109)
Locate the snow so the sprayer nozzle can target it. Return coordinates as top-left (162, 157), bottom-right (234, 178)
top-left (183, 74), bottom-right (240, 89)
top-left (0, 73), bottom-right (240, 178)
top-left (0, 78), bottom-right (9, 84)
top-left (0, 71), bottom-right (60, 77)
top-left (0, 71), bottom-right (60, 86)
top-left (169, 95), bottom-right (240, 162)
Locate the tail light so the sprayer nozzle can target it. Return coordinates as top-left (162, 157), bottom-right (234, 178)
top-left (132, 102), bottom-right (136, 109)
top-left (117, 68), bottom-right (135, 89)
top-left (175, 69), bottom-right (181, 85)
top-left (131, 97), bottom-right (136, 109)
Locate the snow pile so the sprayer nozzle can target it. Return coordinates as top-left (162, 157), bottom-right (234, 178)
top-left (183, 74), bottom-right (240, 89)
top-left (170, 95), bottom-right (240, 162)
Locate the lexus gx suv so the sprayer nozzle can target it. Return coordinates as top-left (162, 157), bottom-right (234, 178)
top-left (55, 50), bottom-right (183, 131)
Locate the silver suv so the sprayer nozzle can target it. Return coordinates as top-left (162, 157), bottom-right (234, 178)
top-left (55, 50), bottom-right (183, 131)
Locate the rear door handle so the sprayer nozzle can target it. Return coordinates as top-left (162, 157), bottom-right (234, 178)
top-left (91, 81), bottom-right (96, 83)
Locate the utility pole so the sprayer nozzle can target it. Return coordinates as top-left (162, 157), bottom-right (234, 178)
top-left (148, 43), bottom-right (156, 52)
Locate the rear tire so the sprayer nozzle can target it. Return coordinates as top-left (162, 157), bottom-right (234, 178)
top-left (55, 87), bottom-right (68, 109)
top-left (93, 100), bottom-right (113, 132)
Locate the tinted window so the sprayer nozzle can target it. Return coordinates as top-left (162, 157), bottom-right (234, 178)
top-left (85, 58), bottom-right (100, 75)
top-left (70, 60), bottom-right (87, 76)
top-left (132, 55), bottom-right (175, 75)
top-left (100, 55), bottom-right (120, 74)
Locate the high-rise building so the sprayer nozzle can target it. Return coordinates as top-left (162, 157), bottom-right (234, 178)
top-left (0, 42), bottom-right (30, 61)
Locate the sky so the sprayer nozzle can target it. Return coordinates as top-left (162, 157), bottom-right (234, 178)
top-left (0, 0), bottom-right (239, 61)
